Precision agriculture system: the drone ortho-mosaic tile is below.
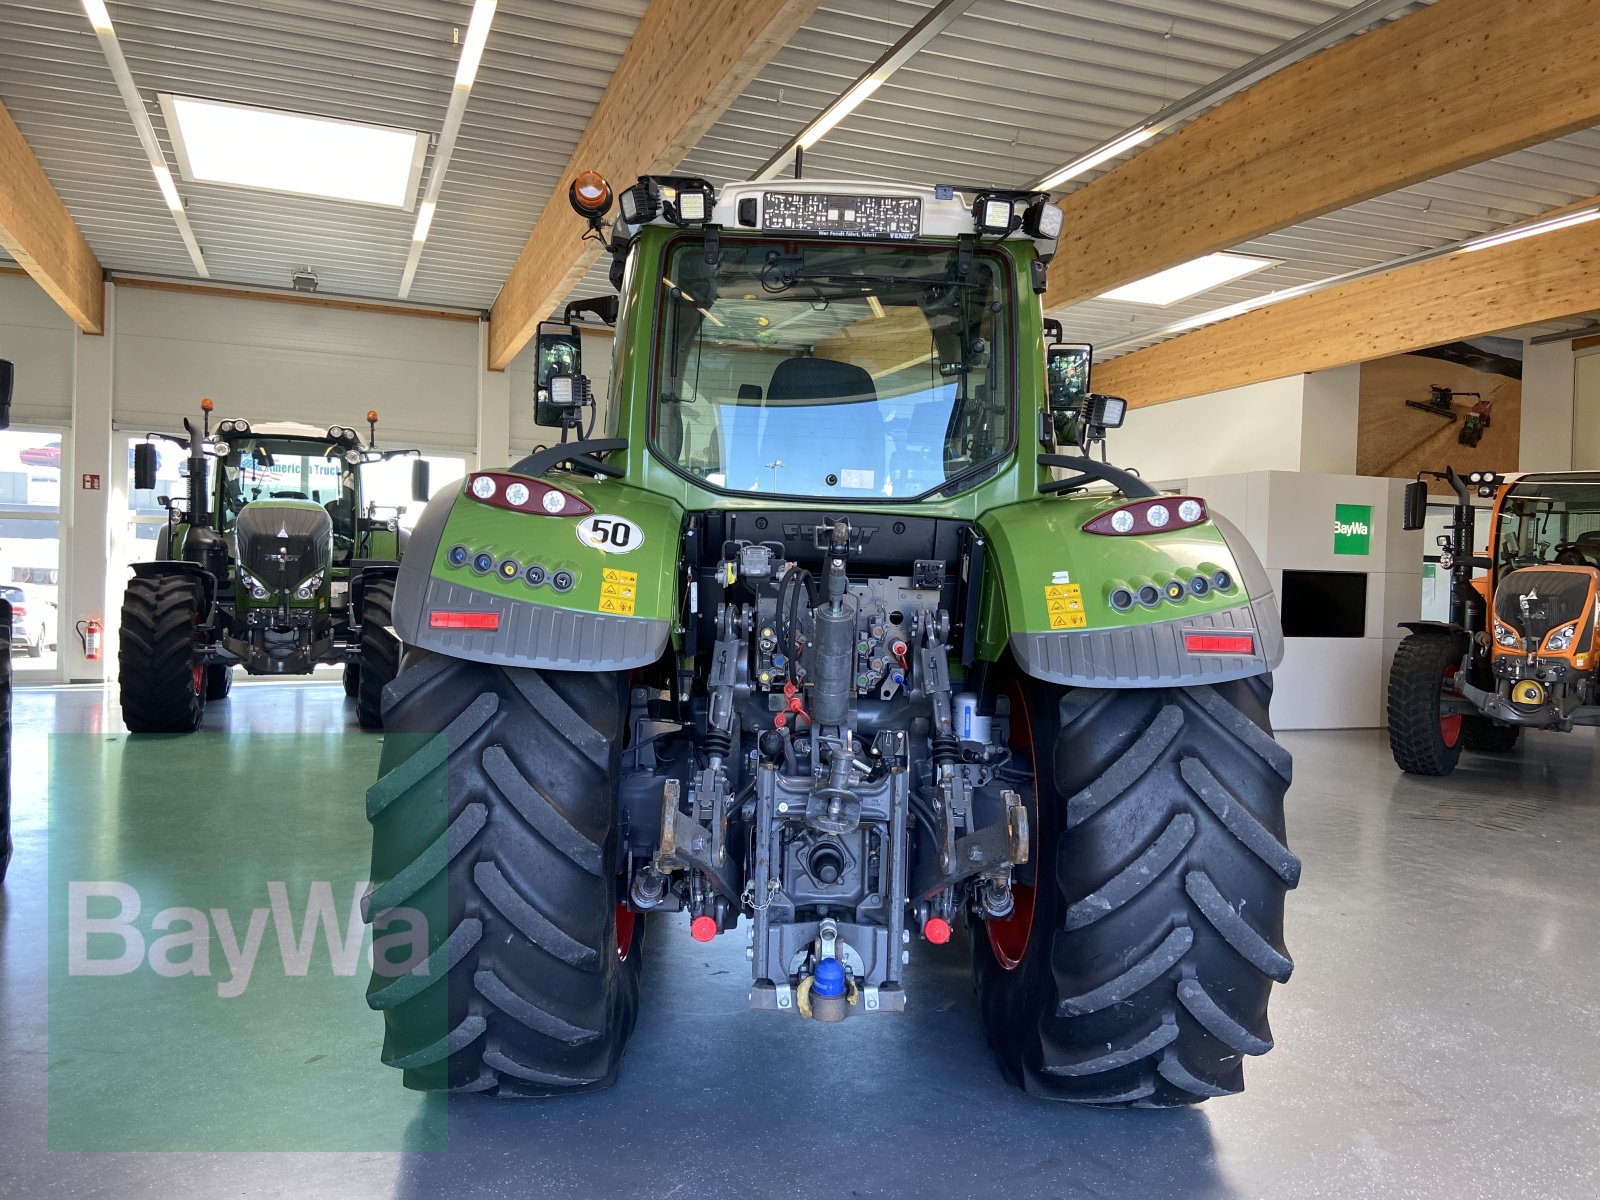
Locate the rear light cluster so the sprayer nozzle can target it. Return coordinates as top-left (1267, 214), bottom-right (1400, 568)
top-left (1107, 568), bottom-right (1234, 612)
top-left (1084, 497), bottom-right (1207, 537)
top-left (446, 544), bottom-right (575, 593)
top-left (430, 611), bottom-right (501, 631)
top-left (1184, 632), bottom-right (1255, 655)
top-left (465, 472), bottom-right (592, 517)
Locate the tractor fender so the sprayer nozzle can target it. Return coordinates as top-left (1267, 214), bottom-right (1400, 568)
top-left (1396, 620), bottom-right (1468, 638)
top-left (978, 500), bottom-right (1283, 689)
top-left (130, 559), bottom-right (218, 612)
top-left (392, 472), bottom-right (681, 671)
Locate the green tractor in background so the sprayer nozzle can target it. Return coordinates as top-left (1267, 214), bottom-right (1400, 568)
top-left (120, 400), bottom-right (429, 732)
top-left (363, 174), bottom-right (1299, 1106)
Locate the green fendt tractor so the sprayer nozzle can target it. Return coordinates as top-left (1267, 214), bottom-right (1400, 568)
top-left (120, 401), bottom-right (430, 732)
top-left (363, 174), bottom-right (1299, 1106)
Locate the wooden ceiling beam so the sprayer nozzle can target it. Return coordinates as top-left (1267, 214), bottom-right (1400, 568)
top-left (0, 99), bottom-right (104, 334)
top-left (1093, 199), bottom-right (1600, 408)
top-left (486, 0), bottom-right (822, 371)
top-left (1045, 0), bottom-right (1600, 314)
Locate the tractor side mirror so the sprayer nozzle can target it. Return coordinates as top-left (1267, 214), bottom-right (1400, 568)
top-left (0, 358), bottom-right (13, 431)
top-left (133, 442), bottom-right (159, 491)
top-left (1046, 343), bottom-right (1093, 412)
top-left (534, 321), bottom-right (583, 428)
top-left (1402, 480), bottom-right (1429, 531)
top-left (411, 458), bottom-right (430, 502)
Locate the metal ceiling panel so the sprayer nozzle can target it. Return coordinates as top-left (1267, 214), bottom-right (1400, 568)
top-left (0, 0), bottom-right (645, 306)
top-left (3, 0), bottom-right (1595, 352)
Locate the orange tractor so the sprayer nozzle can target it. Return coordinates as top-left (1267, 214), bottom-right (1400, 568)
top-left (1389, 466), bottom-right (1600, 775)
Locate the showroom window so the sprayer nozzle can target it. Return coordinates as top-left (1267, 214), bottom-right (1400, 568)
top-left (0, 425), bottom-right (65, 679)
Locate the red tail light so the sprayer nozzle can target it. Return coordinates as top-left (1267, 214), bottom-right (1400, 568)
top-left (1185, 633), bottom-right (1255, 655)
top-left (1084, 497), bottom-right (1208, 536)
top-left (430, 611), bottom-right (501, 631)
top-left (465, 472), bottom-right (591, 517)
top-left (11, 604), bottom-right (24, 618)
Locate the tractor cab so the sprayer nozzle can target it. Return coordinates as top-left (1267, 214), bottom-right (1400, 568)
top-left (1484, 475), bottom-right (1600, 714)
top-left (122, 402), bottom-right (430, 730)
top-left (1391, 468), bottom-right (1600, 776)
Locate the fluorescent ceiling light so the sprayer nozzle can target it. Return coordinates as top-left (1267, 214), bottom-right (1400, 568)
top-left (1459, 206), bottom-right (1600, 252)
top-left (159, 95), bottom-right (428, 209)
top-left (151, 164), bottom-right (182, 211)
top-left (81, 0), bottom-right (114, 32)
top-left (1037, 127), bottom-right (1154, 191)
top-left (1100, 252), bottom-right (1278, 307)
top-left (411, 200), bottom-right (436, 243)
top-left (798, 78), bottom-right (882, 150)
top-left (454, 0), bottom-right (498, 90)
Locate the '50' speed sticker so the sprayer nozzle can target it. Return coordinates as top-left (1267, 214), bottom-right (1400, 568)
top-left (576, 514), bottom-right (644, 554)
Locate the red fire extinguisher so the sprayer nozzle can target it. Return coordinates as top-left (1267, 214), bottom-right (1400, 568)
top-left (77, 617), bottom-right (103, 661)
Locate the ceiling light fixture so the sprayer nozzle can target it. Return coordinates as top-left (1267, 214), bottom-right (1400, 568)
top-left (453, 0), bottom-right (498, 90)
top-left (80, 0), bottom-right (114, 32)
top-left (1030, 0), bottom-right (1416, 194)
top-left (397, 0), bottom-right (500, 298)
top-left (751, 0), bottom-right (981, 181)
top-left (151, 164), bottom-right (183, 211)
top-left (160, 95), bottom-right (429, 209)
top-left (1100, 252), bottom-right (1278, 307)
top-left (1094, 200), bottom-right (1600, 354)
top-left (411, 200), bottom-right (437, 243)
top-left (798, 79), bottom-right (882, 151)
top-left (1037, 128), bottom-right (1155, 192)
top-left (78, 3), bottom-right (207, 275)
top-left (1459, 206), bottom-right (1600, 252)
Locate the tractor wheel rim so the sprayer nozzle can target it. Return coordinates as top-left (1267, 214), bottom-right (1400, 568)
top-left (615, 904), bottom-right (636, 962)
top-left (1440, 664), bottom-right (1462, 747)
top-left (986, 676), bottom-right (1037, 972)
top-left (986, 883), bottom-right (1035, 971)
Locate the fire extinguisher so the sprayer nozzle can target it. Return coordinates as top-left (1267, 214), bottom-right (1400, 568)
top-left (77, 617), bottom-right (103, 661)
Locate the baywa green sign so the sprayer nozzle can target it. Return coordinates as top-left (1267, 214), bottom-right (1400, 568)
top-left (1334, 504), bottom-right (1373, 556)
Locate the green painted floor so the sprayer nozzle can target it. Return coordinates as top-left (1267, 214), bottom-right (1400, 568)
top-left (4, 679), bottom-right (1600, 1197)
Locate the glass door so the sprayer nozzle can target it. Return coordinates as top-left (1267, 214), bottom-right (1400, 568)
top-left (0, 426), bottom-right (65, 680)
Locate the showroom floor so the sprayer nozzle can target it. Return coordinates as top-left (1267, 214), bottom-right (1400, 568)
top-left (2, 680), bottom-right (1597, 1199)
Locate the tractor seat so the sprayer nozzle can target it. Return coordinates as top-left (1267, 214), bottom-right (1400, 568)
top-left (1572, 530), bottom-right (1600, 566)
top-left (759, 357), bottom-right (887, 493)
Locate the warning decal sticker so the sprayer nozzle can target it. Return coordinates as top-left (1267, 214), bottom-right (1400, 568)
top-left (599, 567), bottom-right (638, 616)
top-left (1044, 582), bottom-right (1086, 630)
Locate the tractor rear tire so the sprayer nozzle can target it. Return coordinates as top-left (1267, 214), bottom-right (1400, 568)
top-left (205, 663), bottom-right (233, 700)
top-left (973, 675), bottom-right (1298, 1107)
top-left (119, 576), bottom-right (207, 734)
top-left (355, 578), bottom-right (399, 730)
top-left (1387, 632), bottom-right (1466, 776)
top-left (343, 662), bottom-right (360, 698)
top-left (1462, 716), bottom-right (1520, 753)
top-left (363, 651), bottom-right (641, 1095)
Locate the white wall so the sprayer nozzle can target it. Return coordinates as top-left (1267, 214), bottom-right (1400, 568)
top-left (1521, 338), bottom-right (1577, 472)
top-left (113, 288), bottom-right (481, 450)
top-left (0, 272), bottom-right (76, 426)
top-left (1574, 348), bottom-right (1600, 470)
top-left (1299, 363), bottom-right (1361, 474)
top-left (1179, 470), bottom-right (1422, 730)
top-left (1113, 367), bottom-right (1359, 483)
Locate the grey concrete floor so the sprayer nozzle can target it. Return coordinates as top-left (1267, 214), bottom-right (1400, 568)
top-left (3, 680), bottom-right (1599, 1198)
